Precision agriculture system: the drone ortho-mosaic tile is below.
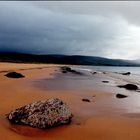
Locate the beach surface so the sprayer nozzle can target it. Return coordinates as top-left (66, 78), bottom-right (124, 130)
top-left (0, 62), bottom-right (140, 140)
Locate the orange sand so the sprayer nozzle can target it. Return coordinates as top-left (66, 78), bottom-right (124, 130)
top-left (0, 63), bottom-right (140, 140)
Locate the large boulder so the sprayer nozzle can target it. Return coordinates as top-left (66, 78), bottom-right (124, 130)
top-left (7, 98), bottom-right (73, 129)
top-left (5, 71), bottom-right (25, 78)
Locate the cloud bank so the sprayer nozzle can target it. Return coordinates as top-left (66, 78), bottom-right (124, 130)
top-left (0, 1), bottom-right (140, 59)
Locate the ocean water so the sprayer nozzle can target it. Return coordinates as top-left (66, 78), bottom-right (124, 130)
top-left (72, 66), bottom-right (140, 86)
top-left (73, 66), bottom-right (140, 75)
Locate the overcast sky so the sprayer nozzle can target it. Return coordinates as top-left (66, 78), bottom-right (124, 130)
top-left (0, 1), bottom-right (140, 60)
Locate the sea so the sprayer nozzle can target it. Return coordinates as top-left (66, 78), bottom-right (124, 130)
top-left (73, 66), bottom-right (140, 75)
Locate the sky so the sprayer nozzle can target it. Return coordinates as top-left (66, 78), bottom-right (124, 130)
top-left (0, 1), bottom-right (140, 60)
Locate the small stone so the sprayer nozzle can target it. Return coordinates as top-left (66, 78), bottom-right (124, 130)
top-left (116, 94), bottom-right (128, 98)
top-left (82, 99), bottom-right (90, 102)
top-left (121, 72), bottom-right (131, 75)
top-left (102, 81), bottom-right (109, 83)
top-left (91, 72), bottom-right (97, 74)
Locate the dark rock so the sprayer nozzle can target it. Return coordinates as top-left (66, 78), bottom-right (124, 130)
top-left (37, 68), bottom-right (43, 69)
top-left (62, 70), bottom-right (67, 73)
top-left (5, 72), bottom-right (25, 78)
top-left (61, 66), bottom-right (82, 75)
top-left (82, 99), bottom-right (90, 102)
top-left (75, 122), bottom-right (81, 125)
top-left (6, 98), bottom-right (73, 129)
top-left (70, 69), bottom-right (82, 75)
top-left (116, 94), bottom-right (128, 98)
top-left (121, 72), bottom-right (131, 75)
top-left (91, 72), bottom-right (97, 74)
top-left (102, 81), bottom-right (109, 83)
top-left (61, 66), bottom-right (71, 71)
top-left (118, 84), bottom-right (138, 90)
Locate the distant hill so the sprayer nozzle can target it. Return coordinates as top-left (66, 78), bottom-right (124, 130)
top-left (0, 52), bottom-right (140, 66)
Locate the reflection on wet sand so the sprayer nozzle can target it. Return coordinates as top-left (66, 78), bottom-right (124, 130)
top-left (32, 66), bottom-right (140, 118)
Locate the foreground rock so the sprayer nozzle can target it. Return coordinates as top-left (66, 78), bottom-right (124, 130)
top-left (118, 84), bottom-right (138, 90)
top-left (7, 98), bottom-right (73, 129)
top-left (116, 94), bottom-right (128, 98)
top-left (5, 71), bottom-right (25, 78)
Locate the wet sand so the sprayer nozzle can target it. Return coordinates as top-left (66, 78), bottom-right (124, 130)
top-left (0, 63), bottom-right (140, 140)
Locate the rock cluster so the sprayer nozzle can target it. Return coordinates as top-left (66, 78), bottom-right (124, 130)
top-left (61, 66), bottom-right (82, 75)
top-left (7, 98), bottom-right (73, 129)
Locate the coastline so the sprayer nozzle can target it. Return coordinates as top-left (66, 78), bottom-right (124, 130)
top-left (0, 62), bottom-right (140, 140)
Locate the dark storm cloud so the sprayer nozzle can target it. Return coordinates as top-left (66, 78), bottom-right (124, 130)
top-left (33, 1), bottom-right (140, 26)
top-left (0, 1), bottom-right (140, 59)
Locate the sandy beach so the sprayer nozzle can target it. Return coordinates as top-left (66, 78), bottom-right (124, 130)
top-left (0, 62), bottom-right (140, 140)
